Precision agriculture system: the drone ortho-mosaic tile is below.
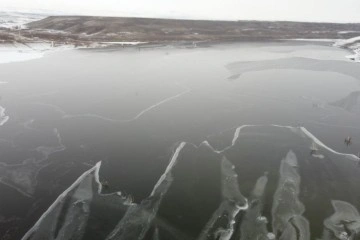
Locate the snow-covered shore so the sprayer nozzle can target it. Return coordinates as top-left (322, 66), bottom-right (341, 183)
top-left (0, 42), bottom-right (74, 64)
top-left (334, 36), bottom-right (360, 62)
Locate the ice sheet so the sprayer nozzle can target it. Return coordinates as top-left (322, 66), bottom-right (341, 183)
top-left (20, 125), bottom-right (360, 240)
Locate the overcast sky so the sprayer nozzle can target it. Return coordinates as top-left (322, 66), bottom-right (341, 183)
top-left (3, 0), bottom-right (360, 23)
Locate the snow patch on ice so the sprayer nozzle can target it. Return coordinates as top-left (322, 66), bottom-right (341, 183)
top-left (334, 36), bottom-right (360, 63)
top-left (0, 106), bottom-right (9, 126)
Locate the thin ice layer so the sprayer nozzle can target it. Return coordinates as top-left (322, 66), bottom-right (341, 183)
top-left (0, 158), bottom-right (44, 197)
top-left (0, 128), bottom-right (65, 196)
top-left (330, 91), bottom-right (360, 114)
top-left (198, 157), bottom-right (248, 240)
top-left (272, 151), bottom-right (309, 240)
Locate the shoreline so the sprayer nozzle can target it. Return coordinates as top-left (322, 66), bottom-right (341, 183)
top-left (0, 38), bottom-right (355, 65)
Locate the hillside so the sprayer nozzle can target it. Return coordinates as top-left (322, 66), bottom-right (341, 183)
top-left (24, 16), bottom-right (360, 43)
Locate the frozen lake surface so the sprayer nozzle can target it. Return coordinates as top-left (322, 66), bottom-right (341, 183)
top-left (0, 42), bottom-right (360, 240)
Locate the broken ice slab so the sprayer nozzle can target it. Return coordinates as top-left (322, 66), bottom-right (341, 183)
top-left (272, 151), bottom-right (310, 239)
top-left (105, 142), bottom-right (186, 240)
top-left (323, 200), bottom-right (360, 240)
top-left (198, 157), bottom-right (247, 240)
top-left (278, 216), bottom-right (310, 240)
top-left (239, 172), bottom-right (269, 240)
top-left (22, 162), bottom-right (131, 240)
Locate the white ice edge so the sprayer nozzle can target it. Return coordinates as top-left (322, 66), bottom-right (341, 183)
top-left (21, 162), bottom-right (102, 240)
top-left (205, 124), bottom-right (359, 161)
top-left (64, 89), bottom-right (191, 122)
top-left (150, 142), bottom-right (186, 196)
top-left (0, 179), bottom-right (34, 198)
top-left (300, 127), bottom-right (358, 160)
top-left (210, 125), bottom-right (256, 153)
top-left (130, 89), bottom-right (191, 121)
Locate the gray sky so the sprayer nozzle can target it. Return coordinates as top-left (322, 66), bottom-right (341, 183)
top-left (3, 0), bottom-right (360, 23)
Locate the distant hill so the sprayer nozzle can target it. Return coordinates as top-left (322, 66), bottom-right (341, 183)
top-left (25, 16), bottom-right (360, 42)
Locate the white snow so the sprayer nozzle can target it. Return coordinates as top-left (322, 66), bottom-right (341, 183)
top-left (334, 36), bottom-right (360, 63)
top-left (100, 41), bottom-right (148, 45)
top-left (334, 36), bottom-right (360, 47)
top-left (0, 11), bottom-right (46, 29)
top-left (286, 38), bottom-right (338, 42)
top-left (0, 43), bottom-right (74, 65)
top-left (0, 106), bottom-right (9, 126)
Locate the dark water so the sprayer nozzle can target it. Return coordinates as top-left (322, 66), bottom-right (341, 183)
top-left (0, 42), bottom-right (360, 240)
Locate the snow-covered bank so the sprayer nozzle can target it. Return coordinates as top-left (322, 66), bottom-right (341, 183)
top-left (0, 40), bottom-right (151, 65)
top-left (334, 36), bottom-right (360, 63)
top-left (0, 42), bottom-right (73, 64)
top-left (99, 41), bottom-right (148, 46)
top-left (284, 38), bottom-right (338, 42)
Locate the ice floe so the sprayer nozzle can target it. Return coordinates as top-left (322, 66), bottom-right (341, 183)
top-left (272, 151), bottom-right (309, 240)
top-left (198, 157), bottom-right (248, 240)
top-left (22, 161), bottom-right (135, 240)
top-left (322, 200), bottom-right (360, 240)
top-left (105, 142), bottom-right (186, 240)
top-left (239, 172), bottom-right (269, 240)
